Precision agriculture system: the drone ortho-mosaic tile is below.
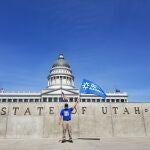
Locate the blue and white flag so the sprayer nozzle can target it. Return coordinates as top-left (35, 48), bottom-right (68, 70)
top-left (80, 79), bottom-right (106, 98)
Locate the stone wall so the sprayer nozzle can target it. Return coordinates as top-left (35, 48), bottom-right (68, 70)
top-left (0, 103), bottom-right (150, 138)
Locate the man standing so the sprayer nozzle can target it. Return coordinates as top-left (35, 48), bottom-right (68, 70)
top-left (59, 100), bottom-right (78, 143)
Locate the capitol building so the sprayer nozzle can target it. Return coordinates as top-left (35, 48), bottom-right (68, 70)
top-left (0, 54), bottom-right (128, 103)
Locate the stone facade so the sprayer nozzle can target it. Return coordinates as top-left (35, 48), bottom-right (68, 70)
top-left (0, 103), bottom-right (150, 138)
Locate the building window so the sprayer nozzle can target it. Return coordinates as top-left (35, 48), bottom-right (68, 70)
top-left (54, 97), bottom-right (58, 102)
top-left (24, 99), bottom-right (28, 102)
top-left (121, 99), bottom-right (124, 102)
top-left (19, 99), bottom-right (23, 102)
top-left (82, 99), bottom-right (86, 102)
top-left (116, 99), bottom-right (119, 102)
top-left (48, 98), bottom-right (52, 102)
top-left (106, 99), bottom-right (110, 102)
top-left (74, 97), bottom-right (78, 102)
top-left (35, 99), bottom-right (39, 102)
top-left (59, 97), bottom-right (63, 102)
top-left (69, 98), bottom-right (73, 102)
top-left (92, 99), bottom-right (95, 102)
top-left (111, 99), bottom-right (115, 102)
top-left (87, 99), bottom-right (91, 102)
top-left (43, 98), bottom-right (47, 102)
top-left (13, 99), bottom-right (17, 102)
top-left (102, 99), bottom-right (105, 102)
top-left (29, 99), bottom-right (34, 102)
top-left (2, 99), bottom-right (6, 102)
top-left (8, 99), bottom-right (12, 102)
top-left (97, 99), bottom-right (100, 102)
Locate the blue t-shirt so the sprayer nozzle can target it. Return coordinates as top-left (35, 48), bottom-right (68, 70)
top-left (60, 107), bottom-right (73, 121)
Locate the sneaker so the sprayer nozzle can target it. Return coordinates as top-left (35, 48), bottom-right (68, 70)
top-left (68, 139), bottom-right (73, 143)
top-left (61, 139), bottom-right (66, 143)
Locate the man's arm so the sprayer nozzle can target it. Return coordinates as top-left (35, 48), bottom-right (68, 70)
top-left (59, 110), bottom-right (63, 125)
top-left (58, 115), bottom-right (63, 125)
top-left (72, 98), bottom-right (79, 109)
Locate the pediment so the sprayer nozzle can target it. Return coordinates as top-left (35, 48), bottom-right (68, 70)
top-left (41, 88), bottom-right (79, 96)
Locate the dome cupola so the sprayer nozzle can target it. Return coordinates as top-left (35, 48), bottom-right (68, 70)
top-left (52, 54), bottom-right (70, 68)
top-left (47, 54), bottom-right (75, 89)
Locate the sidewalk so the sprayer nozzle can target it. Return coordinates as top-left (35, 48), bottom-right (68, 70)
top-left (0, 137), bottom-right (150, 150)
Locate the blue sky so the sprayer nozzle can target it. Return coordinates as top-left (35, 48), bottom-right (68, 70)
top-left (0, 0), bottom-right (150, 102)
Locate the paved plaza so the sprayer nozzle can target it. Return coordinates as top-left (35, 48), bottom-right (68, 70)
top-left (0, 137), bottom-right (150, 150)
